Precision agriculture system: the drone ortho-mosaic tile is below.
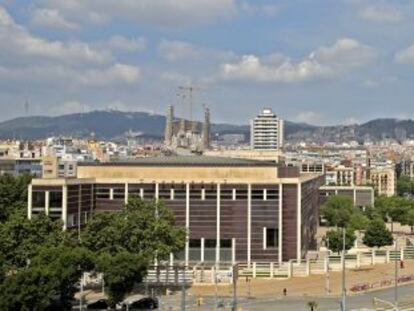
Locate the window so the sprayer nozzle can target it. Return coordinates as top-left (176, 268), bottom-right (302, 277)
top-left (32, 191), bottom-right (46, 208)
top-left (189, 239), bottom-right (201, 248)
top-left (113, 187), bottom-right (125, 199)
top-left (96, 188), bottom-right (110, 199)
top-left (265, 228), bottom-right (278, 249)
top-left (49, 191), bottom-right (62, 208)
top-left (204, 239), bottom-right (216, 248)
top-left (220, 239), bottom-right (232, 249)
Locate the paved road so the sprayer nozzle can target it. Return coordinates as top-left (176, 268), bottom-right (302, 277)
top-left (161, 283), bottom-right (414, 310)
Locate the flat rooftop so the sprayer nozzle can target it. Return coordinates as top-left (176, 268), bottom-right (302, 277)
top-left (78, 156), bottom-right (278, 167)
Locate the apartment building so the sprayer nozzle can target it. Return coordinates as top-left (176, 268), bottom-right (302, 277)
top-left (250, 108), bottom-right (284, 151)
top-left (369, 167), bottom-right (396, 197)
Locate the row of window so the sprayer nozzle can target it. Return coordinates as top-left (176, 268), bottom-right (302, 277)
top-left (32, 191), bottom-right (62, 208)
top-left (95, 188), bottom-right (279, 201)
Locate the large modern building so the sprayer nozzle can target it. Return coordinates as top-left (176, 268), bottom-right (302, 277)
top-left (28, 156), bottom-right (324, 264)
top-left (250, 108), bottom-right (284, 151)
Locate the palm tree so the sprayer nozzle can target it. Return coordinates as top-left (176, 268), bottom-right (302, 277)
top-left (307, 301), bottom-right (318, 311)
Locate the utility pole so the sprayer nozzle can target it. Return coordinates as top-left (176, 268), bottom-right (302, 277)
top-left (181, 268), bottom-right (186, 311)
top-left (341, 228), bottom-right (346, 311)
top-left (232, 264), bottom-right (238, 311)
top-left (326, 237), bottom-right (330, 295)
top-left (394, 238), bottom-right (399, 310)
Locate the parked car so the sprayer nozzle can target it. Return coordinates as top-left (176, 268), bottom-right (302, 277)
top-left (87, 299), bottom-right (110, 310)
top-left (122, 297), bottom-right (158, 310)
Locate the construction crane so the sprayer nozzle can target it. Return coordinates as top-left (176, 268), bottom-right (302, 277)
top-left (176, 84), bottom-right (201, 123)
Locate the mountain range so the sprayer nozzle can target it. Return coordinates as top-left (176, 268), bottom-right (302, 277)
top-left (0, 110), bottom-right (414, 143)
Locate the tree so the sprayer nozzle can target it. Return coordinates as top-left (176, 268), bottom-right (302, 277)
top-left (0, 266), bottom-right (59, 311)
top-left (0, 174), bottom-right (32, 222)
top-left (0, 212), bottom-right (67, 268)
top-left (82, 198), bottom-right (186, 306)
top-left (363, 218), bottom-right (393, 248)
top-left (397, 176), bottom-right (412, 196)
top-left (96, 251), bottom-right (147, 307)
top-left (307, 301), bottom-right (318, 311)
top-left (325, 229), bottom-right (356, 253)
top-left (32, 245), bottom-right (95, 308)
top-left (321, 196), bottom-right (356, 228)
top-left (349, 213), bottom-right (370, 231)
top-left (0, 245), bottom-right (94, 311)
top-left (82, 198), bottom-right (186, 259)
top-left (402, 208), bottom-right (414, 233)
top-left (374, 196), bottom-right (412, 232)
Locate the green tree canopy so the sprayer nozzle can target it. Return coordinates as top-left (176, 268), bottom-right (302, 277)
top-left (321, 196), bottom-right (357, 228)
top-left (0, 173), bottom-right (32, 222)
top-left (326, 228), bottom-right (356, 253)
top-left (0, 212), bottom-right (68, 269)
top-left (0, 265), bottom-right (59, 311)
top-left (81, 198), bottom-right (186, 260)
top-left (96, 251), bottom-right (147, 307)
top-left (363, 218), bottom-right (393, 248)
top-left (397, 176), bottom-right (412, 196)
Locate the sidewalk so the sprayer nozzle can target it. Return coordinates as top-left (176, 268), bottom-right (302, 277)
top-left (189, 260), bottom-right (414, 299)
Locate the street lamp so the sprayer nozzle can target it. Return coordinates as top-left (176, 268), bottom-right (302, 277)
top-left (394, 238), bottom-right (399, 310)
top-left (341, 228), bottom-right (346, 311)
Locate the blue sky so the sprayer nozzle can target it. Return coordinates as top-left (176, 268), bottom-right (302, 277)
top-left (1, 0), bottom-right (414, 126)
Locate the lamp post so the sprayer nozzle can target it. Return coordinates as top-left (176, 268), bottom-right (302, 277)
top-left (326, 237), bottom-right (330, 295)
top-left (341, 228), bottom-right (346, 311)
top-left (394, 238), bottom-right (399, 310)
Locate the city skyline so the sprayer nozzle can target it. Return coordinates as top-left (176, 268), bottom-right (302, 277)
top-left (1, 1), bottom-right (414, 125)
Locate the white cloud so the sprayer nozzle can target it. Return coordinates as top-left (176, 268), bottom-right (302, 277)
top-left (31, 8), bottom-right (80, 30)
top-left (395, 44), bottom-right (414, 64)
top-left (220, 38), bottom-right (375, 83)
top-left (81, 64), bottom-right (141, 86)
top-left (38, 0), bottom-right (237, 27)
top-left (161, 72), bottom-right (192, 85)
top-left (158, 40), bottom-right (201, 62)
top-left (0, 7), bottom-right (111, 65)
top-left (295, 111), bottom-right (325, 125)
top-left (158, 39), bottom-right (235, 62)
top-left (359, 5), bottom-right (402, 23)
top-left (107, 35), bottom-right (146, 52)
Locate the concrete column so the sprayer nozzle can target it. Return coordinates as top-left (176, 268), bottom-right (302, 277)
top-left (27, 184), bottom-right (32, 220)
top-left (270, 262), bottom-right (274, 278)
top-left (109, 188), bottom-right (114, 200)
top-left (353, 187), bottom-right (357, 206)
top-left (253, 262), bottom-right (257, 278)
top-left (185, 183), bottom-right (190, 266)
top-left (62, 185), bottom-right (68, 230)
top-left (155, 183), bottom-right (159, 202)
top-left (232, 238), bottom-right (236, 265)
top-left (247, 184), bottom-right (252, 264)
top-left (45, 191), bottom-right (50, 216)
top-left (124, 183), bottom-right (128, 204)
top-left (297, 183), bottom-right (302, 263)
top-left (306, 259), bottom-right (310, 276)
top-left (356, 253), bottom-right (361, 268)
top-left (278, 183), bottom-right (283, 264)
top-left (140, 188), bottom-right (144, 199)
top-left (201, 238), bottom-right (205, 263)
top-left (216, 183), bottom-right (221, 264)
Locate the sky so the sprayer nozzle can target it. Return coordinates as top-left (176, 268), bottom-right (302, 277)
top-left (0, 0), bottom-right (414, 126)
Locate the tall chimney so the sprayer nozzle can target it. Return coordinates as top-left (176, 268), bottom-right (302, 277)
top-left (164, 105), bottom-right (174, 146)
top-left (202, 106), bottom-right (210, 150)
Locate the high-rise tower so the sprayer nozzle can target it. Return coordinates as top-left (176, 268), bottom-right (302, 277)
top-left (164, 105), bottom-right (174, 146)
top-left (250, 108), bottom-right (284, 150)
top-left (202, 106), bottom-right (210, 150)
